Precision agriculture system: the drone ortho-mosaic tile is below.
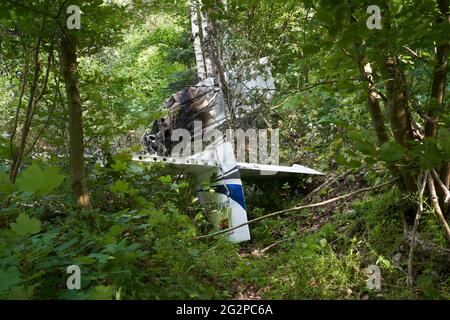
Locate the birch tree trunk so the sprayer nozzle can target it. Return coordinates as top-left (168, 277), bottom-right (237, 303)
top-left (200, 6), bottom-right (214, 78)
top-left (190, 0), bottom-right (207, 81)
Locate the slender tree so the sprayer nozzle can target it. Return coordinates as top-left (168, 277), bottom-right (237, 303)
top-left (60, 31), bottom-right (90, 208)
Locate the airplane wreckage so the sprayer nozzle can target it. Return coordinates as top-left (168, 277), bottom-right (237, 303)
top-left (133, 1), bottom-right (323, 243)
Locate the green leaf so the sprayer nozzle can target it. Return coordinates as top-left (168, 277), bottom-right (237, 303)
top-left (107, 224), bottom-right (127, 237)
top-left (88, 285), bottom-right (114, 300)
top-left (349, 131), bottom-right (377, 156)
top-left (0, 172), bottom-right (15, 194)
top-left (75, 256), bottom-right (96, 265)
top-left (355, 140), bottom-right (377, 156)
top-left (302, 44), bottom-right (320, 55)
top-left (0, 266), bottom-right (22, 291)
top-left (0, 138), bottom-right (10, 160)
top-left (347, 160), bottom-right (361, 168)
top-left (111, 160), bottom-right (128, 172)
top-left (88, 253), bottom-right (111, 264)
top-left (16, 164), bottom-right (65, 196)
top-left (158, 175), bottom-right (172, 184)
top-left (10, 213), bottom-right (42, 236)
top-left (380, 142), bottom-right (407, 162)
top-left (4, 285), bottom-right (33, 299)
top-left (110, 180), bottom-right (129, 194)
top-left (127, 163), bottom-right (144, 175)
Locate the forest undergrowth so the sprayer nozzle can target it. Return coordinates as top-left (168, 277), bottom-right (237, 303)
top-left (1, 158), bottom-right (449, 300)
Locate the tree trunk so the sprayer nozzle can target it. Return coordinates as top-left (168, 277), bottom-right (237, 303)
top-left (9, 18), bottom-right (46, 183)
top-left (206, 0), bottom-right (232, 109)
top-left (380, 57), bottom-right (416, 192)
top-left (428, 0), bottom-right (450, 213)
top-left (357, 61), bottom-right (389, 145)
top-left (441, 163), bottom-right (450, 218)
top-left (372, 2), bottom-right (416, 193)
top-left (357, 60), bottom-right (404, 182)
top-left (199, 2), bottom-right (214, 77)
top-left (190, 0), bottom-right (207, 80)
top-left (442, 164), bottom-right (450, 190)
top-left (425, 0), bottom-right (449, 138)
top-left (426, 45), bottom-right (448, 138)
top-left (60, 33), bottom-right (90, 208)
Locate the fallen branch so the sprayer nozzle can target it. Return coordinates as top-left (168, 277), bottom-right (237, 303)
top-left (260, 237), bottom-right (294, 254)
top-left (301, 171), bottom-right (352, 204)
top-left (196, 178), bottom-right (399, 240)
top-left (407, 171), bottom-right (428, 287)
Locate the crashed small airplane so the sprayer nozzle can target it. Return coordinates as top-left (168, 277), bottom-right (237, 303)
top-left (133, 1), bottom-right (322, 243)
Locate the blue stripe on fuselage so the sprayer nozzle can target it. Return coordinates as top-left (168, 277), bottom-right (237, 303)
top-left (213, 184), bottom-right (246, 210)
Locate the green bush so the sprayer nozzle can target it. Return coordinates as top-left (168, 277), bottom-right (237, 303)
top-left (0, 157), bottom-right (240, 299)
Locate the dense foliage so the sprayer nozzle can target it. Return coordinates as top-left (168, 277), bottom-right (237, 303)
top-left (0, 0), bottom-right (449, 299)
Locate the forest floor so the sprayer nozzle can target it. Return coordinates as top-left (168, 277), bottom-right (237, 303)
top-left (1, 163), bottom-right (449, 300)
top-left (229, 171), bottom-right (450, 300)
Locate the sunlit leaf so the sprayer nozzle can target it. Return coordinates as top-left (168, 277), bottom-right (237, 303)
top-left (16, 164), bottom-right (65, 196)
top-left (10, 213), bottom-right (42, 236)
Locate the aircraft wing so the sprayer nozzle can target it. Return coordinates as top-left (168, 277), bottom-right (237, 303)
top-left (132, 155), bottom-right (217, 176)
top-left (133, 147), bottom-right (323, 244)
top-left (236, 162), bottom-right (324, 177)
top-left (133, 155), bottom-right (323, 177)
